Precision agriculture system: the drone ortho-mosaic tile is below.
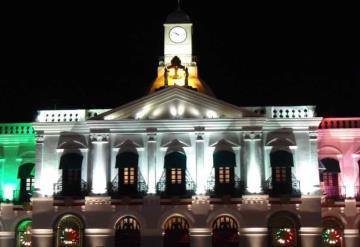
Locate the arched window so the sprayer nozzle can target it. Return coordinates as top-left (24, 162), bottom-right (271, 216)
top-left (319, 158), bottom-right (341, 199)
top-left (16, 219), bottom-right (32, 247)
top-left (17, 163), bottom-right (35, 203)
top-left (115, 216), bottom-right (141, 247)
top-left (55, 214), bottom-right (84, 247)
top-left (163, 216), bottom-right (190, 247)
top-left (116, 151), bottom-right (139, 196)
top-left (212, 215), bottom-right (239, 247)
top-left (270, 150), bottom-right (294, 195)
top-left (164, 150), bottom-right (187, 196)
top-left (322, 217), bottom-right (343, 247)
top-left (59, 153), bottom-right (83, 196)
top-left (268, 212), bottom-right (300, 247)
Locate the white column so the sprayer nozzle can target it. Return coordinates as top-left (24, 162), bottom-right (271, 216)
top-left (244, 132), bottom-right (263, 194)
top-left (299, 227), bottom-right (322, 247)
top-left (344, 229), bottom-right (359, 247)
top-left (90, 133), bottom-right (110, 195)
top-left (34, 131), bottom-right (45, 196)
top-left (32, 229), bottom-right (53, 247)
top-left (301, 131), bottom-right (320, 195)
top-left (85, 229), bottom-right (113, 247)
top-left (239, 228), bottom-right (268, 247)
top-left (195, 132), bottom-right (205, 194)
top-left (190, 228), bottom-right (212, 247)
top-left (147, 132), bottom-right (157, 194)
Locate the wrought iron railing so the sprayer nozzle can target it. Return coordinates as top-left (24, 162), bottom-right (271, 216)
top-left (156, 170), bottom-right (196, 198)
top-left (263, 174), bottom-right (301, 197)
top-left (206, 173), bottom-right (244, 197)
top-left (108, 171), bottom-right (148, 198)
top-left (12, 189), bottom-right (32, 204)
top-left (53, 177), bottom-right (89, 198)
top-left (322, 186), bottom-right (346, 200)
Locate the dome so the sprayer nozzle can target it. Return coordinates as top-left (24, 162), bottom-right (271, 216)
top-left (165, 9), bottom-right (191, 24)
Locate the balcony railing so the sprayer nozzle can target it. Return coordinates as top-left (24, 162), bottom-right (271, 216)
top-left (12, 189), bottom-right (32, 205)
top-left (108, 172), bottom-right (148, 198)
top-left (206, 175), bottom-right (244, 197)
top-left (263, 175), bottom-right (301, 197)
top-left (321, 186), bottom-right (346, 201)
top-left (53, 177), bottom-right (89, 198)
top-left (156, 170), bottom-right (196, 198)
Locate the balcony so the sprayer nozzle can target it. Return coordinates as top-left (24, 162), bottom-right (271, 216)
top-left (321, 186), bottom-right (346, 201)
top-left (156, 170), bottom-right (196, 198)
top-left (263, 175), bottom-right (301, 197)
top-left (53, 177), bottom-right (90, 199)
top-left (206, 175), bottom-right (244, 198)
top-left (108, 172), bottom-right (148, 198)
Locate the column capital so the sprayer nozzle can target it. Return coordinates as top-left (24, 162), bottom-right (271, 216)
top-left (309, 131), bottom-right (318, 141)
top-left (36, 131), bottom-right (45, 143)
top-left (243, 131), bottom-right (262, 141)
top-left (147, 130), bottom-right (157, 142)
top-left (90, 133), bottom-right (109, 143)
top-left (195, 132), bottom-right (204, 142)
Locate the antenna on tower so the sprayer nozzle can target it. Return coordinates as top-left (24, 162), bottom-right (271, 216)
top-left (177, 0), bottom-right (181, 10)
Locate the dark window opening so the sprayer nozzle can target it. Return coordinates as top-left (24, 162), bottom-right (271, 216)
top-left (163, 216), bottom-right (190, 247)
top-left (115, 216), bottom-right (141, 247)
top-left (212, 216), bottom-right (239, 247)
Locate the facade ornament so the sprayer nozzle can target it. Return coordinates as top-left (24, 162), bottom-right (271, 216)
top-left (90, 133), bottom-right (109, 143)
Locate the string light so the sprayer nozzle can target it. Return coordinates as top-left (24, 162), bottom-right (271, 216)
top-left (322, 228), bottom-right (341, 245)
top-left (274, 228), bottom-right (295, 245)
top-left (60, 227), bottom-right (80, 246)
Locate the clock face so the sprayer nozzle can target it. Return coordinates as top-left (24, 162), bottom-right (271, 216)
top-left (169, 27), bottom-right (187, 43)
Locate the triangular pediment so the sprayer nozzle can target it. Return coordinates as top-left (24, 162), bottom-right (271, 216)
top-left (96, 86), bottom-right (257, 121)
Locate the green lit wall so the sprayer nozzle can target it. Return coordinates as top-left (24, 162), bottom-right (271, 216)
top-left (0, 124), bottom-right (36, 201)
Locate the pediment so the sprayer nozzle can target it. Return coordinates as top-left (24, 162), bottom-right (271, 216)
top-left (97, 86), bottom-right (257, 121)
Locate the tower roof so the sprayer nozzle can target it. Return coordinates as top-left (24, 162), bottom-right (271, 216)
top-left (165, 2), bottom-right (191, 24)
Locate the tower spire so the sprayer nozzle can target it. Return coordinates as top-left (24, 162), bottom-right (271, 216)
top-left (177, 0), bottom-right (181, 10)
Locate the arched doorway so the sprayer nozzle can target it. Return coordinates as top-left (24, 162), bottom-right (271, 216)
top-left (212, 215), bottom-right (239, 247)
top-left (115, 216), bottom-right (141, 247)
top-left (322, 217), bottom-right (343, 247)
top-left (55, 214), bottom-right (84, 247)
top-left (163, 215), bottom-right (190, 247)
top-left (16, 219), bottom-right (32, 247)
top-left (268, 211), bottom-right (300, 247)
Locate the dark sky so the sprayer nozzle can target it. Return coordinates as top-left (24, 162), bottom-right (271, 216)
top-left (0, 1), bottom-right (359, 122)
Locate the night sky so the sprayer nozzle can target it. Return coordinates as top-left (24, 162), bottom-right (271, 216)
top-left (0, 2), bottom-right (359, 123)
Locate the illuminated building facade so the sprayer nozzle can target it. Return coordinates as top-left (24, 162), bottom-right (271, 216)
top-left (1, 5), bottom-right (360, 247)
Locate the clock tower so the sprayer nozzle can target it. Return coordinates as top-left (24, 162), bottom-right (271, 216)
top-left (163, 2), bottom-right (193, 65)
top-left (149, 1), bottom-right (214, 96)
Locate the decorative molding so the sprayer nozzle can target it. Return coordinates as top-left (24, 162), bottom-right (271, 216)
top-left (242, 195), bottom-right (269, 205)
top-left (85, 196), bottom-right (111, 205)
top-left (90, 133), bottom-right (109, 143)
top-left (243, 131), bottom-right (262, 141)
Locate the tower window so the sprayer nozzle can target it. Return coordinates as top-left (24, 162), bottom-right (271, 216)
top-left (124, 167), bottom-right (135, 185)
top-left (26, 177), bottom-right (34, 192)
top-left (275, 167), bottom-right (287, 182)
top-left (171, 168), bottom-right (182, 184)
top-left (219, 167), bottom-right (231, 184)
